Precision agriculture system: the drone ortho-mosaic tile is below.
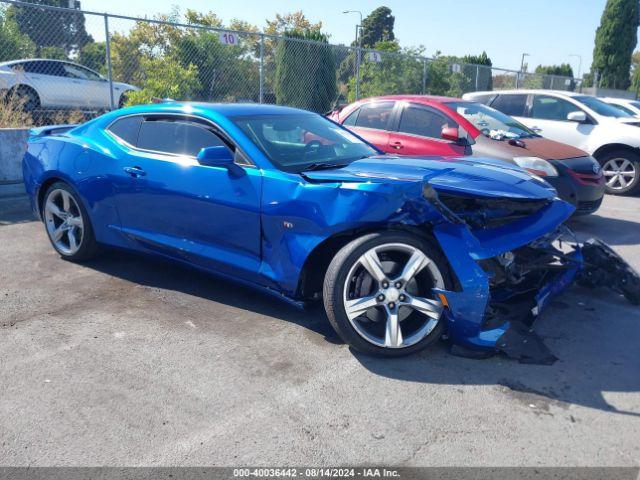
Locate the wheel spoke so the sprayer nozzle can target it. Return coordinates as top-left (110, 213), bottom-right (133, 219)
top-left (384, 310), bottom-right (403, 347)
top-left (45, 200), bottom-right (65, 219)
top-left (619, 175), bottom-right (628, 188)
top-left (620, 159), bottom-right (631, 171)
top-left (67, 216), bottom-right (83, 228)
top-left (67, 228), bottom-right (78, 251)
top-left (405, 295), bottom-right (443, 319)
top-left (399, 249), bottom-right (430, 284)
top-left (52, 224), bottom-right (65, 241)
top-left (344, 295), bottom-right (379, 320)
top-left (60, 190), bottom-right (71, 212)
top-left (360, 249), bottom-right (386, 283)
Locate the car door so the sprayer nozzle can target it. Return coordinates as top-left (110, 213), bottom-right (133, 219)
top-left (341, 101), bottom-right (395, 152)
top-left (388, 103), bottom-right (466, 156)
top-left (107, 114), bottom-right (263, 279)
top-left (525, 94), bottom-right (595, 151)
top-left (21, 60), bottom-right (71, 108)
top-left (61, 63), bottom-right (108, 109)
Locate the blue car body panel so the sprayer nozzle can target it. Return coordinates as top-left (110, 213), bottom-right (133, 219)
top-left (23, 102), bottom-right (578, 352)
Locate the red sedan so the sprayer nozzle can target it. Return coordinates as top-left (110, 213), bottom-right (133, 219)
top-left (329, 95), bottom-right (605, 215)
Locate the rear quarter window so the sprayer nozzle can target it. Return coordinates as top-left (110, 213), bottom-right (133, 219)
top-left (107, 116), bottom-right (143, 146)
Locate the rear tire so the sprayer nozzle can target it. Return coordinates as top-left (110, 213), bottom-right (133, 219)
top-left (323, 231), bottom-right (452, 357)
top-left (11, 85), bottom-right (40, 113)
top-left (598, 149), bottom-right (640, 195)
top-left (42, 182), bottom-right (98, 262)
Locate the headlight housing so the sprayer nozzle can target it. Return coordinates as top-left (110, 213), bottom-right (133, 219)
top-left (513, 156), bottom-right (559, 177)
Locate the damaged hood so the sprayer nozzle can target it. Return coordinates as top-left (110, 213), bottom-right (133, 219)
top-left (303, 155), bottom-right (557, 201)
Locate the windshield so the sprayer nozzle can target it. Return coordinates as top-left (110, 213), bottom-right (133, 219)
top-left (230, 113), bottom-right (378, 172)
top-left (444, 101), bottom-right (536, 140)
top-left (573, 95), bottom-right (632, 118)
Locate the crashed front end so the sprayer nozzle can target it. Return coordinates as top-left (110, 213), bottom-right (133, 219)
top-left (428, 188), bottom-right (639, 364)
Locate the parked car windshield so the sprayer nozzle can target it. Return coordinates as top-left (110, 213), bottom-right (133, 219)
top-left (444, 101), bottom-right (537, 140)
top-left (573, 95), bottom-right (632, 118)
top-left (230, 113), bottom-right (379, 172)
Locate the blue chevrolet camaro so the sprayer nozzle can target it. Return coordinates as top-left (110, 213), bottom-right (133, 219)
top-left (22, 103), bottom-right (639, 360)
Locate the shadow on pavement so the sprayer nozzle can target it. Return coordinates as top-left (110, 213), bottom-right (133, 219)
top-left (0, 195), bottom-right (36, 226)
top-left (354, 290), bottom-right (640, 417)
top-left (84, 248), bottom-right (341, 343)
top-left (83, 247), bottom-right (640, 418)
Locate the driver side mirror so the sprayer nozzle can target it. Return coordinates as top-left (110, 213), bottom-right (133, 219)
top-left (441, 126), bottom-right (475, 146)
top-left (197, 146), bottom-right (237, 168)
top-left (567, 111), bottom-right (587, 123)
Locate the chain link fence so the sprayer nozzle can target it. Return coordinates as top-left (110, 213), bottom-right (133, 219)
top-left (0, 0), bottom-right (583, 127)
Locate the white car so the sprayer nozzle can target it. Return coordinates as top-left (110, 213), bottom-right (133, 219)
top-left (0, 59), bottom-right (139, 111)
top-left (463, 89), bottom-right (640, 195)
top-left (601, 97), bottom-right (640, 117)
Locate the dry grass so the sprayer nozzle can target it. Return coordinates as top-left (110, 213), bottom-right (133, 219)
top-left (0, 90), bottom-right (33, 129)
top-left (48, 109), bottom-right (86, 125)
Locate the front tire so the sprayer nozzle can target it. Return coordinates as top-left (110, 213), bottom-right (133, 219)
top-left (42, 182), bottom-right (98, 262)
top-left (323, 232), bottom-right (452, 357)
top-left (599, 149), bottom-right (640, 195)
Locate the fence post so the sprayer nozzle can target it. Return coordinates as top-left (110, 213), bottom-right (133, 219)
top-left (104, 14), bottom-right (115, 110)
top-left (259, 34), bottom-right (264, 104)
top-left (355, 46), bottom-right (361, 101)
top-left (475, 65), bottom-right (480, 91)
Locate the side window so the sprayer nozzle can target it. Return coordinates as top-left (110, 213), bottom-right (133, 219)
top-left (63, 63), bottom-right (102, 81)
top-left (531, 95), bottom-right (579, 121)
top-left (107, 116), bottom-right (143, 146)
top-left (342, 108), bottom-right (359, 126)
top-left (40, 61), bottom-right (66, 77)
top-left (470, 93), bottom-right (497, 105)
top-left (398, 105), bottom-right (456, 139)
top-left (137, 119), bottom-right (227, 157)
top-left (490, 94), bottom-right (528, 117)
top-left (354, 101), bottom-right (395, 130)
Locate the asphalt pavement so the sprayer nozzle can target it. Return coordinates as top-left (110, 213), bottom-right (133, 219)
top-left (1, 194), bottom-right (639, 466)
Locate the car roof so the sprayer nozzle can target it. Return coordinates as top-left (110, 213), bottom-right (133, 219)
top-left (602, 97), bottom-right (635, 103)
top-left (107, 102), bottom-right (312, 119)
top-left (363, 94), bottom-right (470, 104)
top-left (468, 89), bottom-right (584, 98)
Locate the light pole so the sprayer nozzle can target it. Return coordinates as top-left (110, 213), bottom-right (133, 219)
top-left (343, 10), bottom-right (363, 100)
top-left (569, 54), bottom-right (582, 79)
top-left (517, 53), bottom-right (529, 89)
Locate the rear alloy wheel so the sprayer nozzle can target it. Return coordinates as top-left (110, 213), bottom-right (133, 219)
top-left (43, 183), bottom-right (98, 261)
top-left (600, 150), bottom-right (640, 195)
top-left (324, 232), bottom-right (451, 357)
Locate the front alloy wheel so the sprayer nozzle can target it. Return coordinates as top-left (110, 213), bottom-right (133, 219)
top-left (324, 233), bottom-right (451, 356)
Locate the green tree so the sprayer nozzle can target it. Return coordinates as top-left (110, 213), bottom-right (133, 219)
top-left (7, 0), bottom-right (92, 55)
top-left (79, 41), bottom-right (106, 73)
top-left (535, 63), bottom-right (575, 90)
top-left (0, 7), bottom-right (35, 62)
top-left (126, 57), bottom-right (200, 105)
top-left (590, 0), bottom-right (639, 89)
top-left (630, 50), bottom-right (640, 94)
top-left (274, 29), bottom-right (337, 113)
top-left (348, 41), bottom-right (423, 101)
top-left (360, 6), bottom-right (394, 48)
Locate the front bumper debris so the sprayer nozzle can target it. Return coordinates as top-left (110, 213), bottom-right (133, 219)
top-left (435, 222), bottom-right (639, 364)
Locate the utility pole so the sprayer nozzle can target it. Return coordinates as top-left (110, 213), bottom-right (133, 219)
top-left (343, 10), bottom-right (363, 100)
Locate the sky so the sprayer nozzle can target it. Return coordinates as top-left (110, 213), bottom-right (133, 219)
top-left (80, 0), bottom-right (610, 77)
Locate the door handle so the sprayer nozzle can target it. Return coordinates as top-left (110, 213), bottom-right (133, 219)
top-left (531, 126), bottom-right (543, 133)
top-left (123, 166), bottom-right (146, 177)
top-left (391, 141), bottom-right (404, 150)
